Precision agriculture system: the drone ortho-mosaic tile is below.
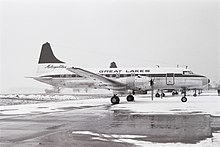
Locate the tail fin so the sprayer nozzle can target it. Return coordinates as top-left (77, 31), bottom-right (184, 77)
top-left (36, 42), bottom-right (66, 76)
top-left (38, 42), bottom-right (65, 64)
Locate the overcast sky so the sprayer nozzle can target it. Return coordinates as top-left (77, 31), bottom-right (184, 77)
top-left (0, 0), bottom-right (219, 93)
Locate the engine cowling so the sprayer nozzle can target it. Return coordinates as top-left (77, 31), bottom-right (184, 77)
top-left (118, 76), bottom-right (151, 91)
top-left (134, 76), bottom-right (151, 90)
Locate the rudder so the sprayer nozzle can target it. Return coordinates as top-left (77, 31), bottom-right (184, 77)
top-left (36, 42), bottom-right (66, 76)
top-left (38, 42), bottom-right (65, 64)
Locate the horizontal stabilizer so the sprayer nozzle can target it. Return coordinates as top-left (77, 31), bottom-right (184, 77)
top-left (25, 76), bottom-right (52, 80)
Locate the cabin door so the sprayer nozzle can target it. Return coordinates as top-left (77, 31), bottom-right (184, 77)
top-left (166, 73), bottom-right (175, 85)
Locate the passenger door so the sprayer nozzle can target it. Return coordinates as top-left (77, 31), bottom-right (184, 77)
top-left (166, 73), bottom-right (175, 85)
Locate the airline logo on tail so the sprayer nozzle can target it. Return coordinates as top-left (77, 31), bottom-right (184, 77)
top-left (45, 65), bottom-right (67, 69)
top-left (36, 42), bottom-right (67, 76)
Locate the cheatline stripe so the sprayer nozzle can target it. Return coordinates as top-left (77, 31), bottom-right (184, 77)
top-left (41, 73), bottom-right (205, 78)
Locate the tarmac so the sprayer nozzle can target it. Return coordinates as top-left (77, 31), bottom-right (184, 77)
top-left (0, 92), bottom-right (220, 147)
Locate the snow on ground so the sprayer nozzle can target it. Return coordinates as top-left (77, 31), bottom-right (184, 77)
top-left (72, 130), bottom-right (220, 147)
top-left (0, 94), bottom-right (77, 106)
top-left (0, 93), bottom-right (110, 106)
top-left (0, 92), bottom-right (219, 116)
top-left (0, 92), bottom-right (220, 146)
top-left (0, 97), bottom-right (110, 115)
top-left (111, 93), bottom-right (220, 116)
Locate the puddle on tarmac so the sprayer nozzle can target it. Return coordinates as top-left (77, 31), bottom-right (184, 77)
top-left (108, 110), bottom-right (220, 143)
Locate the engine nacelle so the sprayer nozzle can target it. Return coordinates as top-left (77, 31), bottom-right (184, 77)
top-left (117, 76), bottom-right (151, 91)
top-left (134, 76), bottom-right (151, 90)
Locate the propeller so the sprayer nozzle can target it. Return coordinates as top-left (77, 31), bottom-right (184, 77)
top-left (149, 78), bottom-right (154, 101)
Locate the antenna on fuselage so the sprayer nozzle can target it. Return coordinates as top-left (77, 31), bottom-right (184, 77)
top-left (110, 62), bottom-right (117, 68)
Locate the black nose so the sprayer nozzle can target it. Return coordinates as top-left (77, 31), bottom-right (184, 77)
top-left (208, 79), bottom-right (210, 83)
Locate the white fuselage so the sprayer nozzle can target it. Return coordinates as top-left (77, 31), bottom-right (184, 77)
top-left (34, 65), bottom-right (209, 92)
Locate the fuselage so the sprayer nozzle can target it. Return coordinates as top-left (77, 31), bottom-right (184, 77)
top-left (34, 66), bottom-right (210, 92)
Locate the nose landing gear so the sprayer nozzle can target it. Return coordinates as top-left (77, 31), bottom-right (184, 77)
top-left (181, 90), bottom-right (187, 102)
top-left (181, 96), bottom-right (187, 102)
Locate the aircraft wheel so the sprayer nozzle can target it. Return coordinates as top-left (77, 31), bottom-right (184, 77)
top-left (181, 97), bottom-right (187, 102)
top-left (155, 93), bottom-right (160, 97)
top-left (111, 95), bottom-right (120, 104)
top-left (162, 93), bottom-right (165, 97)
top-left (126, 95), bottom-right (134, 102)
top-left (144, 90), bottom-right (148, 94)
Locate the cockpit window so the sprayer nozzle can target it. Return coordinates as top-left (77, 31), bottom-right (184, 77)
top-left (183, 71), bottom-right (194, 75)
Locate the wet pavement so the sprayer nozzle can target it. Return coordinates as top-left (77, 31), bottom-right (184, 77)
top-left (0, 94), bottom-right (220, 147)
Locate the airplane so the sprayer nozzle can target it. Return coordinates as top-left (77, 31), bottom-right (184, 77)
top-left (30, 42), bottom-right (210, 104)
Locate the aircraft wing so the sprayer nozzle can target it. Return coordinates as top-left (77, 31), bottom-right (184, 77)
top-left (67, 67), bottom-right (125, 86)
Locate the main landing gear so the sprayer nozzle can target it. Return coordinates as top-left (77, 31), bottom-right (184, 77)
top-left (110, 94), bottom-right (135, 104)
top-left (126, 95), bottom-right (134, 101)
top-left (172, 91), bottom-right (179, 96)
top-left (193, 90), bottom-right (197, 97)
top-left (111, 94), bottom-right (120, 104)
top-left (155, 92), bottom-right (165, 97)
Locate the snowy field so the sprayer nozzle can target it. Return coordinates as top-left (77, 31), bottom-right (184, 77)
top-left (112, 92), bottom-right (220, 116)
top-left (0, 92), bottom-right (220, 147)
top-left (0, 92), bottom-right (219, 116)
top-left (0, 93), bottom-right (111, 106)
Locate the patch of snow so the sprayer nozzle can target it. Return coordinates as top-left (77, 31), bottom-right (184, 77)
top-left (0, 98), bottom-right (109, 115)
top-left (1, 92), bottom-right (219, 117)
top-left (72, 131), bottom-right (146, 139)
top-left (91, 137), bottom-right (108, 141)
top-left (112, 135), bottom-right (220, 147)
top-left (111, 134), bottom-right (146, 139)
top-left (101, 134), bottom-right (112, 138)
top-left (111, 93), bottom-right (220, 116)
top-left (71, 130), bottom-right (220, 147)
top-left (72, 131), bottom-right (100, 136)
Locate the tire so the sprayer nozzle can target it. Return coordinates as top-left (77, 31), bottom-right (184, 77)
top-left (144, 90), bottom-right (148, 94)
top-left (162, 93), bottom-right (165, 97)
top-left (155, 93), bottom-right (160, 97)
top-left (193, 93), bottom-right (197, 97)
top-left (126, 95), bottom-right (134, 102)
top-left (111, 95), bottom-right (120, 104)
top-left (172, 92), bottom-right (175, 96)
top-left (181, 97), bottom-right (187, 102)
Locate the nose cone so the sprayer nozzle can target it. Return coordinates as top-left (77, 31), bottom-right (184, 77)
top-left (202, 77), bottom-right (210, 86)
top-left (208, 79), bottom-right (210, 84)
